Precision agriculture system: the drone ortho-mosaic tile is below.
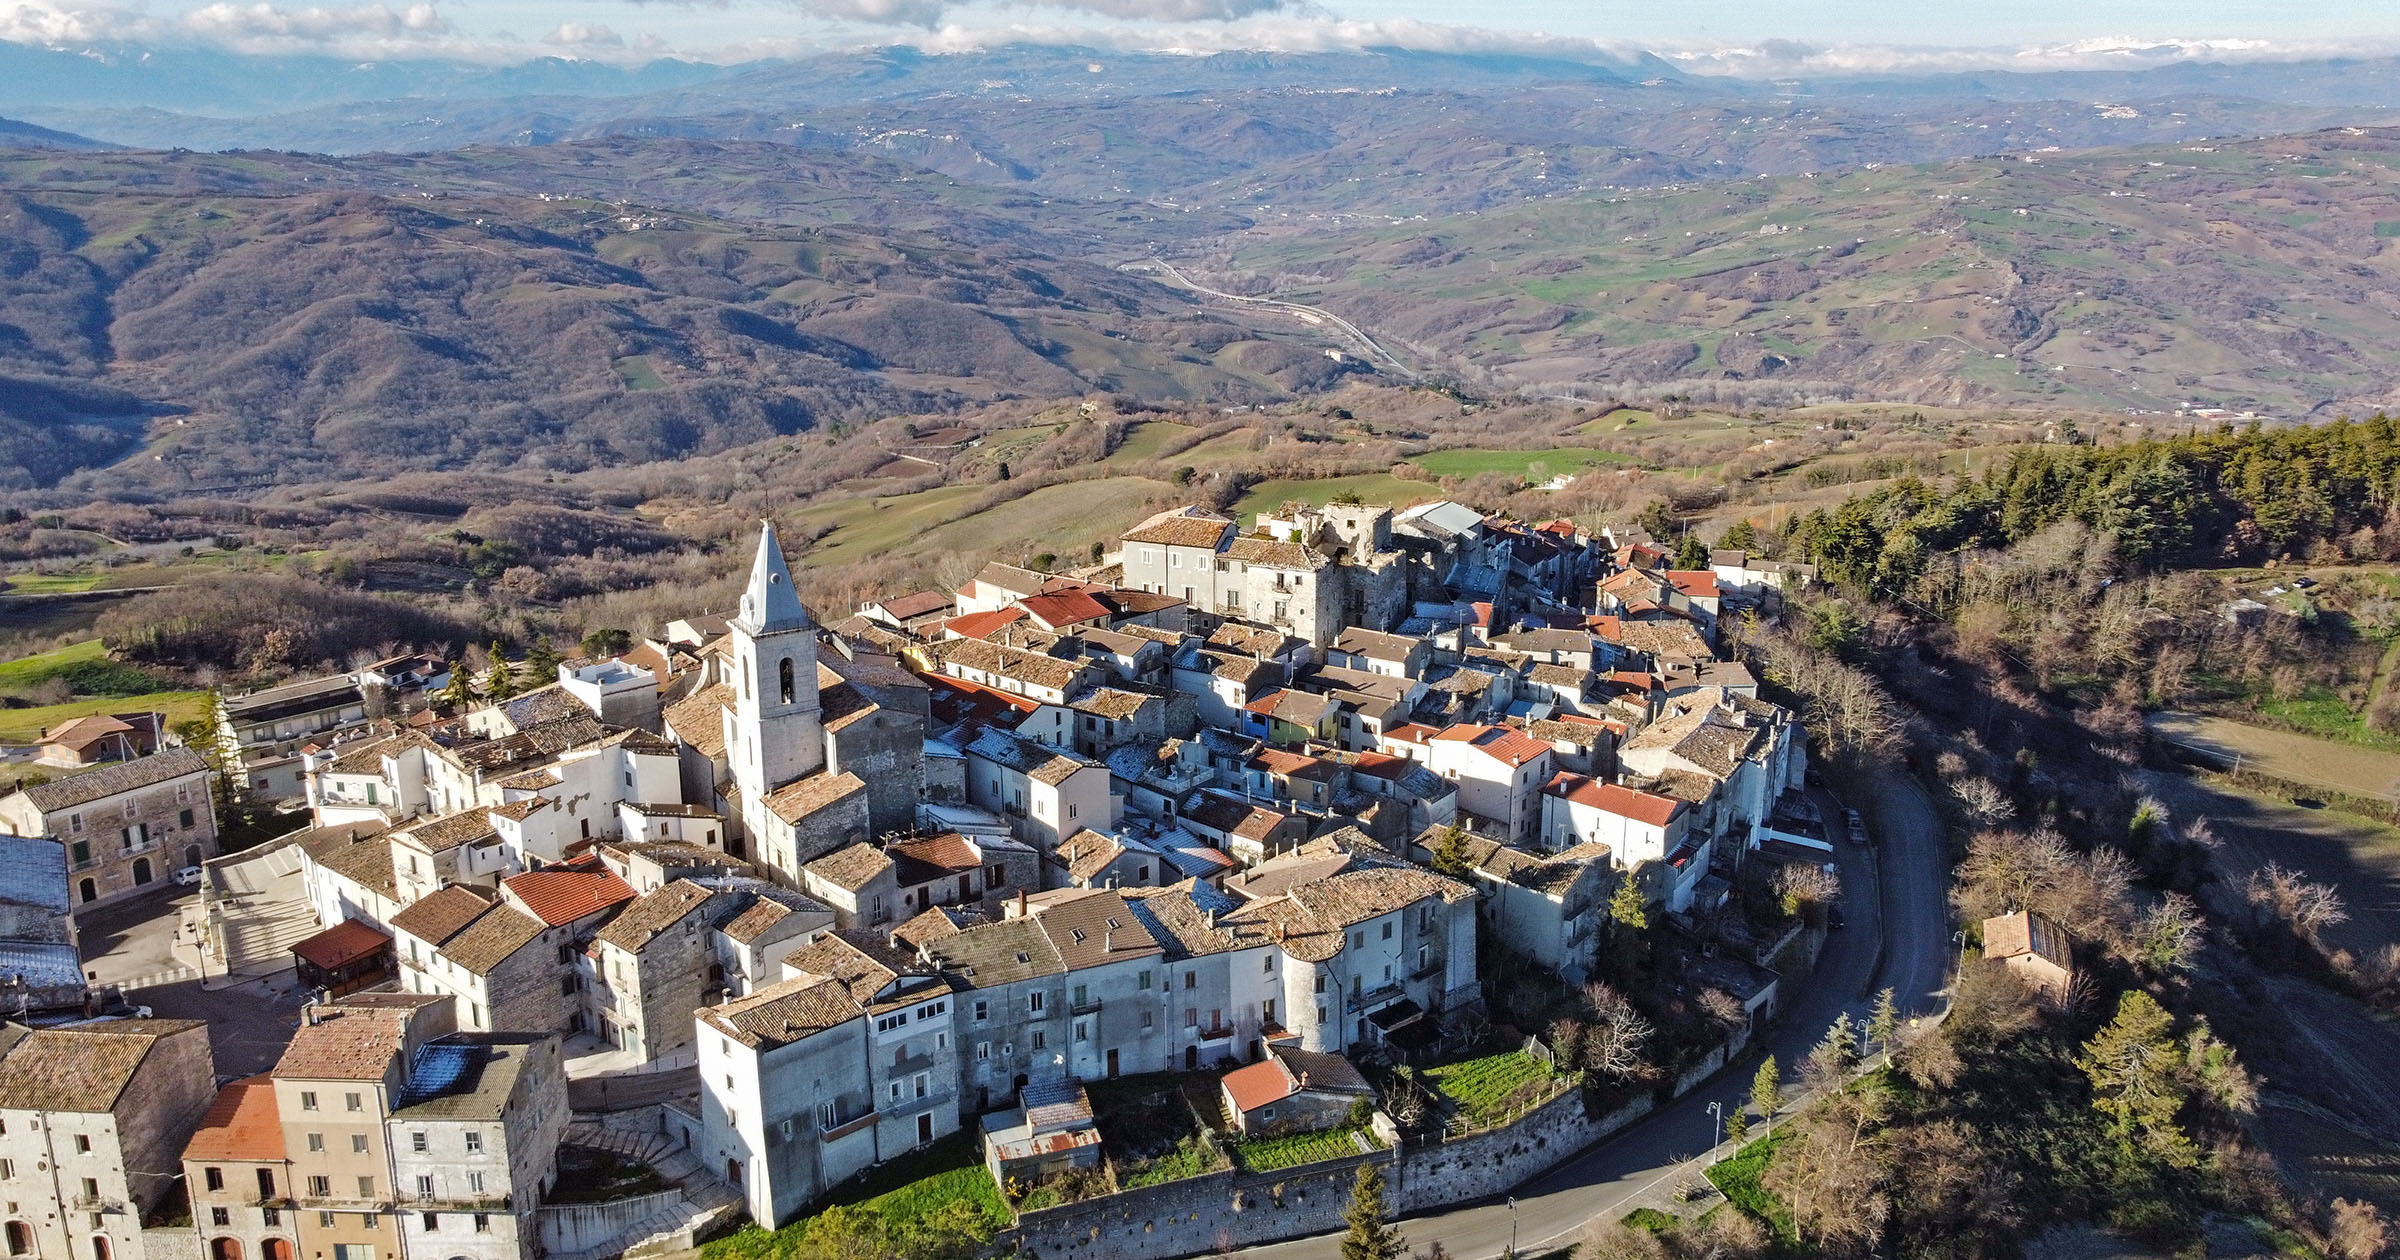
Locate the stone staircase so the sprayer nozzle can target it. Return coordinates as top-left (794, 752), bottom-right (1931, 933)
top-left (547, 1122), bottom-right (744, 1260)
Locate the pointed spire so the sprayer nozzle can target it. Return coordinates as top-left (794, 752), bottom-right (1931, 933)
top-left (734, 520), bottom-right (812, 636)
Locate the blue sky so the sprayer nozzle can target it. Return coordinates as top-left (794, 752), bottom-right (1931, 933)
top-left (6, 0), bottom-right (2394, 66)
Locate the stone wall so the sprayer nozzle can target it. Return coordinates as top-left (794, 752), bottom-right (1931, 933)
top-left (1009, 1088), bottom-right (1657, 1260)
top-left (537, 1190), bottom-right (685, 1255)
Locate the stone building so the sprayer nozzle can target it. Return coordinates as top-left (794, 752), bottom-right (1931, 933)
top-left (0, 1020), bottom-right (216, 1260)
top-left (384, 1035), bottom-right (568, 1260)
top-left (0, 748), bottom-right (218, 912)
top-left (182, 1075), bottom-right (296, 1260)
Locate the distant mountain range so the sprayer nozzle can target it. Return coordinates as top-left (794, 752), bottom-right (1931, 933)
top-left (12, 42), bottom-right (2400, 495)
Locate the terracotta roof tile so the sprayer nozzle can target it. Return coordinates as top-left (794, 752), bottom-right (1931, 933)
top-left (389, 886), bottom-right (495, 947)
top-left (0, 1021), bottom-right (206, 1111)
top-left (762, 770), bottom-right (869, 825)
top-left (183, 1074), bottom-right (284, 1162)
top-left (502, 858), bottom-right (634, 927)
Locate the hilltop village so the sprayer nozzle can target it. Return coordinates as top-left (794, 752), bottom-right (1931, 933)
top-left (0, 497), bottom-right (1841, 1260)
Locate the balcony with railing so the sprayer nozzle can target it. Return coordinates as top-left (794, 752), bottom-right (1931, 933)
top-left (1346, 982), bottom-right (1404, 1015)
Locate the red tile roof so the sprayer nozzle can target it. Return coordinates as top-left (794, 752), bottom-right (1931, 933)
top-left (1667, 570), bottom-right (1720, 599)
top-left (1220, 1056), bottom-right (1299, 1114)
top-left (1017, 590), bottom-right (1112, 629)
top-left (290, 918), bottom-right (392, 972)
top-left (504, 857), bottom-right (635, 927)
top-left (183, 1074), bottom-right (285, 1162)
top-left (1544, 772), bottom-right (1685, 827)
top-left (943, 608), bottom-right (1027, 641)
top-left (887, 832), bottom-right (983, 876)
top-left (1435, 723), bottom-right (1551, 768)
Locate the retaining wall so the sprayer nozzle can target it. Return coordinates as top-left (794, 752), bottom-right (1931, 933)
top-left (537, 1190), bottom-right (685, 1255)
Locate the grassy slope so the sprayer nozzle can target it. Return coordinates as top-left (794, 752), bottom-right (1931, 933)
top-left (0, 692), bottom-right (213, 744)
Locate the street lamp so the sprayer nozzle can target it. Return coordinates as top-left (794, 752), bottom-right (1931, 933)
top-left (1506, 1196), bottom-right (1517, 1259)
top-left (1706, 1100), bottom-right (1722, 1151)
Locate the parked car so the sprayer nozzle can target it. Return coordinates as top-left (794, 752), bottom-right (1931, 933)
top-left (1844, 808), bottom-right (1869, 847)
top-left (172, 865), bottom-right (203, 886)
top-left (1827, 907), bottom-right (1846, 931)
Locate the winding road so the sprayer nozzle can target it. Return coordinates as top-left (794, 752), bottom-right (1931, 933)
top-left (1118, 259), bottom-right (1423, 380)
top-left (1240, 768), bottom-right (1955, 1258)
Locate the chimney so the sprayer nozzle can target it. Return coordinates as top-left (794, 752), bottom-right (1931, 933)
top-left (1016, 888), bottom-right (1028, 919)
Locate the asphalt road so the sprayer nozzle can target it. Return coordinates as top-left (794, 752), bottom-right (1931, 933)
top-left (75, 883), bottom-right (312, 1079)
top-left (1242, 769), bottom-right (1954, 1259)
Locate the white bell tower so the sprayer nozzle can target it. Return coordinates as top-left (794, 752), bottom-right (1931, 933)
top-left (725, 520), bottom-right (823, 804)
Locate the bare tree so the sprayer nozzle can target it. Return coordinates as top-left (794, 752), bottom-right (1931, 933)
top-left (1580, 982), bottom-right (1656, 1083)
top-left (2330, 1198), bottom-right (2391, 1260)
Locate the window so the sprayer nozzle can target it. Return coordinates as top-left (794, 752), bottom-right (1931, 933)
top-left (360, 1213), bottom-right (376, 1230)
top-left (305, 1134), bottom-right (323, 1153)
top-left (463, 1132), bottom-right (482, 1155)
top-left (0, 1158), bottom-right (11, 1177)
top-left (356, 1177), bottom-right (374, 1198)
top-left (73, 1135), bottom-right (89, 1154)
top-left (344, 1093), bottom-right (361, 1112)
top-left (466, 1174), bottom-right (483, 1196)
top-left (69, 813), bottom-right (82, 834)
top-left (180, 809), bottom-right (195, 829)
top-left (1351, 931), bottom-right (1364, 949)
top-left (817, 1101), bottom-right (836, 1129)
top-left (299, 1092), bottom-right (318, 1112)
top-left (975, 1041), bottom-right (990, 1062)
top-left (318, 1215), bottom-right (336, 1231)
top-left (1138, 970), bottom-right (1152, 990)
top-left (1073, 1020), bottom-right (1088, 1043)
top-left (308, 1177), bottom-right (330, 1197)
top-left (421, 1213), bottom-right (437, 1233)
top-left (69, 839), bottom-right (89, 866)
top-left (472, 1215), bottom-right (488, 1234)
top-left (1183, 972), bottom-right (1196, 990)
top-left (1027, 992), bottom-right (1044, 1014)
top-left (1031, 1030), bottom-right (1046, 1051)
top-left (1071, 984), bottom-right (1088, 1008)
top-left (350, 1135), bottom-right (368, 1154)
top-left (1381, 921), bottom-right (1393, 940)
top-left (261, 1209), bottom-right (280, 1228)
top-left (1263, 955), bottom-right (1274, 973)
top-left (409, 1132), bottom-right (426, 1153)
top-left (1313, 974), bottom-right (1325, 994)
top-left (778, 657), bottom-right (795, 706)
top-left (211, 1208), bottom-right (230, 1227)
top-left (257, 1169), bottom-right (275, 1199)
top-left (414, 1177), bottom-right (432, 1198)
top-left (204, 1168), bottom-right (224, 1192)
top-left (972, 1000), bottom-right (987, 1022)
top-left (1141, 1010), bottom-right (1154, 1030)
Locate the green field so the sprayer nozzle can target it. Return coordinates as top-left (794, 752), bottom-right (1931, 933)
top-left (1423, 1049), bottom-right (1561, 1130)
top-left (0, 639), bottom-right (108, 691)
top-left (0, 691), bottom-right (213, 745)
top-left (0, 639), bottom-right (173, 701)
top-left (1232, 474), bottom-right (1441, 522)
top-left (1406, 446), bottom-right (1632, 482)
top-left (1230, 1124), bottom-right (1380, 1173)
top-left (3, 573), bottom-right (105, 594)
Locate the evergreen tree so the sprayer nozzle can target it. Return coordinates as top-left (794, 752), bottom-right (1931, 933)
top-left (437, 661), bottom-right (479, 711)
top-left (1608, 871), bottom-right (1648, 933)
top-left (1750, 1057), bottom-right (1782, 1134)
top-left (1339, 1162), bottom-right (1405, 1260)
top-left (1719, 518), bottom-right (1761, 554)
top-left (1428, 825), bottom-right (1473, 879)
top-left (2076, 990), bottom-right (2196, 1168)
top-left (1810, 1013), bottom-right (1861, 1079)
top-left (1866, 988), bottom-right (1900, 1068)
top-left (1725, 1107), bottom-right (1750, 1148)
top-left (1675, 531), bottom-right (1709, 571)
top-left (523, 637), bottom-right (564, 682)
top-left (482, 639), bottom-right (520, 701)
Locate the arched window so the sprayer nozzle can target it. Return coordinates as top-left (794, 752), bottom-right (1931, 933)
top-left (132, 858), bottom-right (152, 886)
top-left (261, 1239), bottom-right (293, 1260)
top-left (78, 879), bottom-right (96, 904)
top-left (91, 1235), bottom-right (111, 1260)
top-left (210, 1238), bottom-right (242, 1260)
top-left (7, 1221), bottom-right (33, 1256)
top-left (778, 657), bottom-right (795, 706)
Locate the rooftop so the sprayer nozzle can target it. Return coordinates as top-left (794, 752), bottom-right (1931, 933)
top-left (183, 1074), bottom-right (284, 1163)
top-left (17, 747), bottom-right (211, 813)
top-left (0, 1020), bottom-right (206, 1113)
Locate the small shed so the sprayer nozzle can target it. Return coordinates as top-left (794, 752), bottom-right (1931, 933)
top-left (1983, 910), bottom-right (2073, 999)
top-left (291, 918), bottom-right (393, 996)
top-left (1220, 1045), bottom-right (1374, 1138)
top-left (982, 1080), bottom-right (1102, 1188)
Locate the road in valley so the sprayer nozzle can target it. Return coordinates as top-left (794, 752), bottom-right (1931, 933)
top-left (1240, 767), bottom-right (1955, 1259)
top-left (1117, 259), bottom-right (1422, 380)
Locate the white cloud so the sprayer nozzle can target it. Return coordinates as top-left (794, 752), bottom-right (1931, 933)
top-left (1656, 34), bottom-right (2400, 76)
top-left (544, 20), bottom-right (626, 48)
